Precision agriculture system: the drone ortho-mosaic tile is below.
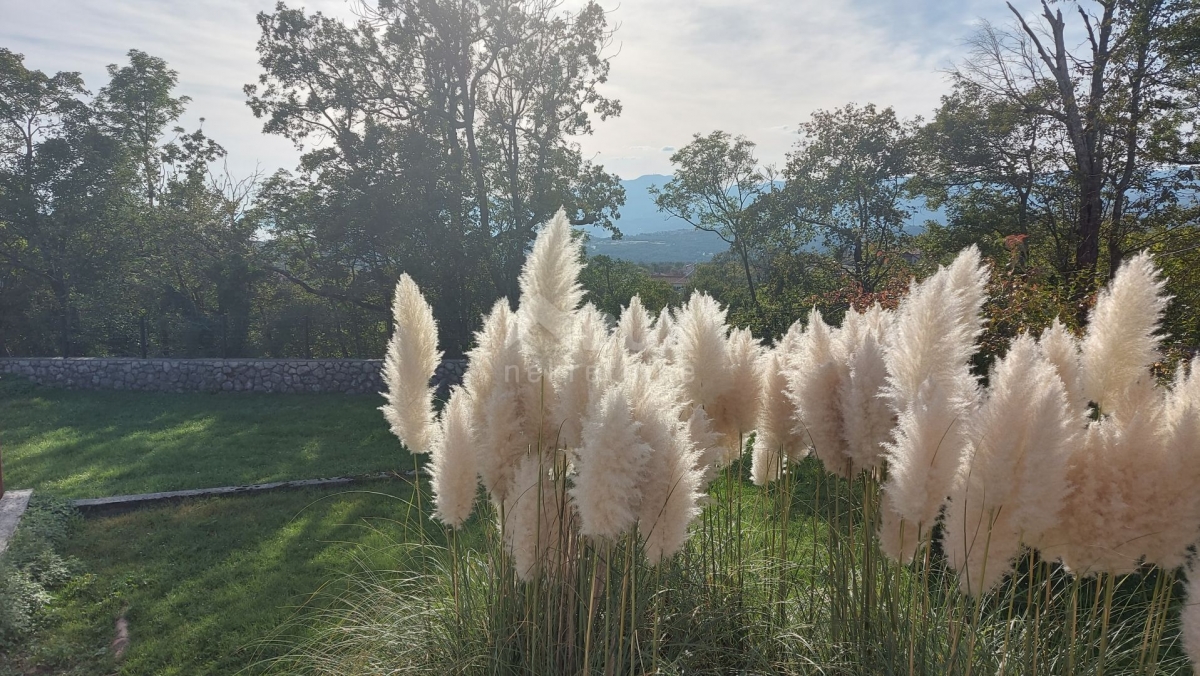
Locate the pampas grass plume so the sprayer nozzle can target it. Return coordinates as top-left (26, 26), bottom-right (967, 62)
top-left (784, 309), bottom-right (851, 477)
top-left (751, 347), bottom-right (805, 485)
top-left (571, 387), bottom-right (651, 540)
top-left (381, 274), bottom-right (442, 454)
top-left (942, 335), bottom-right (1075, 595)
top-left (518, 208), bottom-right (584, 374)
top-left (429, 387), bottom-right (478, 527)
top-left (1080, 252), bottom-right (1167, 414)
top-left (879, 248), bottom-right (988, 562)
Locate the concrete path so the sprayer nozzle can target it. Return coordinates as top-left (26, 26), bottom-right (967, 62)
top-left (72, 471), bottom-right (418, 517)
top-left (0, 489), bottom-right (33, 555)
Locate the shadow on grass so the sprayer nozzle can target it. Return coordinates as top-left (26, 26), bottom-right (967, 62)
top-left (0, 387), bottom-right (409, 498)
top-left (13, 481), bottom-right (442, 676)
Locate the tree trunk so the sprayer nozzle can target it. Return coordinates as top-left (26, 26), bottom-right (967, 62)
top-left (736, 237), bottom-right (759, 311)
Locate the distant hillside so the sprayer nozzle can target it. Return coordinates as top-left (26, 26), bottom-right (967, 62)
top-left (584, 175), bottom-right (947, 264)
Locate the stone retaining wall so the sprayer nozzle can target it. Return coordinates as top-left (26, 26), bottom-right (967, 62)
top-left (0, 358), bottom-right (467, 395)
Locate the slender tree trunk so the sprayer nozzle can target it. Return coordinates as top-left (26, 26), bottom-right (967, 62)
top-left (736, 238), bottom-right (759, 310)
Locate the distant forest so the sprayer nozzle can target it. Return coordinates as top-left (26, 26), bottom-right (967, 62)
top-left (2, 0), bottom-right (1199, 359)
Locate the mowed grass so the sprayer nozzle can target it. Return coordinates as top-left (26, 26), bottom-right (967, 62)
top-left (0, 481), bottom-right (441, 676)
top-left (0, 377), bottom-right (409, 498)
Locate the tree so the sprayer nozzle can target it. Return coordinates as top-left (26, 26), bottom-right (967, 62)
top-left (651, 131), bottom-right (771, 311)
top-left (779, 104), bottom-right (917, 294)
top-left (244, 0), bottom-right (625, 351)
top-left (579, 255), bottom-right (678, 318)
top-left (97, 50), bottom-right (194, 207)
top-left (955, 0), bottom-right (1200, 283)
top-left (0, 49), bottom-right (135, 356)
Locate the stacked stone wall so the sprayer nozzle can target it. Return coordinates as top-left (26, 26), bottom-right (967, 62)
top-left (0, 358), bottom-right (467, 395)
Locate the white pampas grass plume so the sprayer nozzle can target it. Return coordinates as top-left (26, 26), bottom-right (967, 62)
top-left (1115, 358), bottom-right (1200, 570)
top-left (1182, 566), bottom-right (1200, 670)
top-left (1080, 252), bottom-right (1167, 414)
top-left (885, 247), bottom-right (987, 410)
top-left (784, 309), bottom-right (851, 477)
top-left (1040, 386), bottom-right (1163, 576)
top-left (651, 307), bottom-right (675, 357)
top-left (618, 296), bottom-right (653, 358)
top-left (463, 299), bottom-right (511, 435)
top-left (673, 293), bottom-right (731, 411)
top-left (381, 274), bottom-right (442, 454)
top-left (709, 327), bottom-right (763, 462)
top-left (571, 387), bottom-right (652, 540)
top-left (503, 452), bottom-right (563, 581)
top-left (429, 387), bottom-right (478, 528)
top-left (879, 247), bottom-right (988, 562)
top-left (942, 335), bottom-right (1075, 595)
top-left (553, 304), bottom-right (609, 448)
top-left (688, 405), bottom-right (723, 479)
top-left (837, 306), bottom-right (894, 474)
top-left (626, 362), bottom-right (703, 563)
top-left (474, 302), bottom-right (532, 502)
top-left (751, 347), bottom-right (807, 486)
top-left (518, 208), bottom-right (584, 374)
top-left (1038, 318), bottom-right (1087, 413)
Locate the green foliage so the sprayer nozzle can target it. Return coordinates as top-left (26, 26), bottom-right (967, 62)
top-left (651, 131), bottom-right (771, 310)
top-left (0, 495), bottom-right (82, 649)
top-left (779, 103), bottom-right (919, 294)
top-left (0, 482), bottom-right (424, 675)
top-left (244, 0), bottom-right (626, 353)
top-left (265, 458), bottom-right (1188, 675)
top-left (579, 255), bottom-right (678, 318)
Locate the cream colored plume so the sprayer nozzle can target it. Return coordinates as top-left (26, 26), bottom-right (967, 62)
top-left (475, 302), bottom-right (533, 502)
top-left (1080, 253), bottom-right (1167, 414)
top-left (1040, 385), bottom-right (1163, 576)
top-left (518, 209), bottom-right (584, 374)
top-left (673, 292), bottom-right (731, 411)
top-left (942, 335), bottom-right (1075, 595)
top-left (879, 247), bottom-right (988, 563)
top-left (463, 299), bottom-right (512, 438)
top-left (627, 361), bottom-right (704, 563)
top-left (708, 327), bottom-right (763, 462)
top-left (618, 296), bottom-right (653, 359)
top-left (784, 309), bottom-right (851, 477)
top-left (570, 387), bottom-right (652, 541)
top-left (751, 347), bottom-right (807, 486)
top-left (381, 274), bottom-right (442, 454)
top-left (1038, 318), bottom-right (1087, 413)
top-left (688, 405), bottom-right (723, 479)
top-left (503, 452), bottom-right (564, 581)
top-left (651, 307), bottom-right (675, 360)
top-left (837, 305), bottom-right (894, 474)
top-left (884, 247), bottom-right (987, 410)
top-left (429, 387), bottom-right (478, 528)
top-left (553, 304), bottom-right (609, 449)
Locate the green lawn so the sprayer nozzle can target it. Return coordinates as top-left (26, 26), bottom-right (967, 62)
top-left (0, 378), bottom-right (410, 498)
top-left (1, 482), bottom-right (439, 676)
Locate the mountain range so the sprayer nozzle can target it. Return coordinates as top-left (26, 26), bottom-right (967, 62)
top-left (585, 175), bottom-right (946, 264)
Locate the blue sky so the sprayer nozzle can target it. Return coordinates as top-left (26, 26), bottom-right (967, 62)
top-left (0, 0), bottom-right (1045, 181)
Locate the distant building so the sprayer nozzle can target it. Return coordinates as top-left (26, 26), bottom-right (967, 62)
top-left (650, 264), bottom-right (695, 291)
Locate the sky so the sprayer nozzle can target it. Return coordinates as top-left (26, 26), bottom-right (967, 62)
top-left (0, 0), bottom-right (1047, 181)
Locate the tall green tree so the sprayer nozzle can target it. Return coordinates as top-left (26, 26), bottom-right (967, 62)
top-left (651, 131), bottom-right (771, 311)
top-left (0, 49), bottom-right (134, 356)
top-left (779, 103), bottom-right (917, 294)
top-left (244, 0), bottom-right (625, 351)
